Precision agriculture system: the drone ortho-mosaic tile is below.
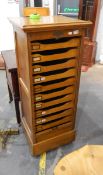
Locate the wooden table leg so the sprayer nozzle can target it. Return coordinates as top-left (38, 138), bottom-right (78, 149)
top-left (14, 97), bottom-right (21, 124)
top-left (8, 84), bottom-right (13, 103)
top-left (11, 71), bottom-right (21, 124)
top-left (1, 50), bottom-right (21, 125)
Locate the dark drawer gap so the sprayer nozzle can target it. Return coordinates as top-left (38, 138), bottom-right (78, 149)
top-left (33, 57), bottom-right (75, 66)
top-left (33, 77), bottom-right (75, 87)
top-left (36, 108), bottom-right (73, 118)
top-left (36, 101), bottom-right (72, 111)
top-left (43, 109), bottom-right (72, 119)
top-left (36, 121), bottom-right (72, 133)
top-left (35, 85), bottom-right (73, 95)
top-left (36, 115), bottom-right (71, 125)
top-left (31, 36), bottom-right (80, 44)
top-left (34, 67), bottom-right (75, 76)
top-left (38, 93), bottom-right (73, 103)
top-left (32, 47), bottom-right (77, 55)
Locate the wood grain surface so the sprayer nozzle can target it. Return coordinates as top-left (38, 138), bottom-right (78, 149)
top-left (54, 145), bottom-right (103, 175)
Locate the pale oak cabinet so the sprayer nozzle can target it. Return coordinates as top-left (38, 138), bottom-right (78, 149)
top-left (10, 16), bottom-right (91, 155)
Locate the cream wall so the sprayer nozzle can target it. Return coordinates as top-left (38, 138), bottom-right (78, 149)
top-left (0, 0), bottom-right (19, 51)
top-left (42, 0), bottom-right (55, 16)
top-left (30, 0), bottom-right (34, 7)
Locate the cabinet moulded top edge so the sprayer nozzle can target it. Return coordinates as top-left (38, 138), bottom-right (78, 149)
top-left (9, 16), bottom-right (92, 33)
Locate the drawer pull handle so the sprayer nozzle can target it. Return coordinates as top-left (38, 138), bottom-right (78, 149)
top-left (32, 45), bottom-right (40, 50)
top-left (42, 119), bottom-right (46, 123)
top-left (36, 120), bottom-right (41, 124)
top-left (33, 57), bottom-right (41, 62)
top-left (36, 119), bottom-right (46, 124)
top-left (34, 77), bottom-right (45, 83)
top-left (68, 31), bottom-right (73, 35)
top-left (42, 111), bottom-right (46, 115)
top-left (35, 96), bottom-right (42, 101)
top-left (36, 111), bottom-right (46, 116)
top-left (36, 111), bottom-right (46, 115)
top-left (34, 78), bottom-right (41, 83)
top-left (73, 30), bottom-right (79, 35)
top-left (34, 67), bottom-right (41, 72)
top-left (36, 103), bottom-right (42, 108)
top-left (41, 77), bottom-right (45, 81)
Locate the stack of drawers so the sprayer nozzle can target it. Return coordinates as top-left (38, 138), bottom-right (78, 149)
top-left (10, 16), bottom-right (91, 155)
top-left (31, 36), bottom-right (80, 140)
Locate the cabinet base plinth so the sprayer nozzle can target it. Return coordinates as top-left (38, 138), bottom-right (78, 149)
top-left (32, 130), bottom-right (75, 156)
top-left (22, 116), bottom-right (75, 156)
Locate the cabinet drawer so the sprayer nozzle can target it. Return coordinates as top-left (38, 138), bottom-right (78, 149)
top-left (36, 109), bottom-right (73, 125)
top-left (35, 94), bottom-right (74, 110)
top-left (36, 116), bottom-right (73, 132)
top-left (33, 68), bottom-right (76, 84)
top-left (30, 29), bottom-right (82, 41)
top-left (31, 37), bottom-right (80, 52)
top-left (34, 77), bottom-right (75, 93)
top-left (34, 85), bottom-right (74, 102)
top-left (32, 58), bottom-right (77, 74)
top-left (35, 101), bottom-right (73, 118)
top-left (32, 48), bottom-right (79, 64)
top-left (36, 123), bottom-right (73, 142)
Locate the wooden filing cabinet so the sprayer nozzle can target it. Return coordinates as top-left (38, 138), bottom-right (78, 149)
top-left (9, 16), bottom-right (91, 155)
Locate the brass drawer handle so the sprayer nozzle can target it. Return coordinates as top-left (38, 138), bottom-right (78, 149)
top-left (42, 111), bottom-right (46, 115)
top-left (36, 118), bottom-right (46, 124)
top-left (34, 77), bottom-right (45, 83)
top-left (36, 111), bottom-right (46, 116)
top-left (34, 78), bottom-right (41, 83)
top-left (33, 57), bottom-right (41, 62)
top-left (68, 30), bottom-right (79, 36)
top-left (41, 77), bottom-right (45, 81)
top-left (73, 30), bottom-right (79, 35)
top-left (36, 103), bottom-right (42, 109)
top-left (42, 119), bottom-right (46, 123)
top-left (68, 31), bottom-right (73, 35)
top-left (32, 44), bottom-right (40, 50)
top-left (35, 96), bottom-right (42, 101)
top-left (33, 67), bottom-right (41, 72)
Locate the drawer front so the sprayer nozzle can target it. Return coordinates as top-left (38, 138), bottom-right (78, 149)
top-left (34, 85), bottom-right (74, 102)
top-left (34, 77), bottom-right (75, 93)
top-left (32, 58), bottom-right (77, 74)
top-left (36, 122), bottom-right (73, 142)
top-left (35, 101), bottom-right (74, 118)
top-left (36, 109), bottom-right (73, 125)
top-left (36, 115), bottom-right (73, 132)
top-left (32, 48), bottom-right (79, 64)
top-left (33, 68), bottom-right (76, 84)
top-left (30, 29), bottom-right (82, 41)
top-left (31, 38), bottom-right (80, 52)
top-left (35, 94), bottom-right (74, 110)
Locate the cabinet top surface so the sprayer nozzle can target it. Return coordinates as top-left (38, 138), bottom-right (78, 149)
top-left (9, 15), bottom-right (92, 32)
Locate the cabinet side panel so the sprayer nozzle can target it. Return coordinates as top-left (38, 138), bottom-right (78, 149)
top-left (15, 30), bottom-right (30, 89)
top-left (14, 29), bottom-right (34, 141)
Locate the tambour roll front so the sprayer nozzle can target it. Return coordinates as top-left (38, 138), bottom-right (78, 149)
top-left (9, 16), bottom-right (92, 155)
